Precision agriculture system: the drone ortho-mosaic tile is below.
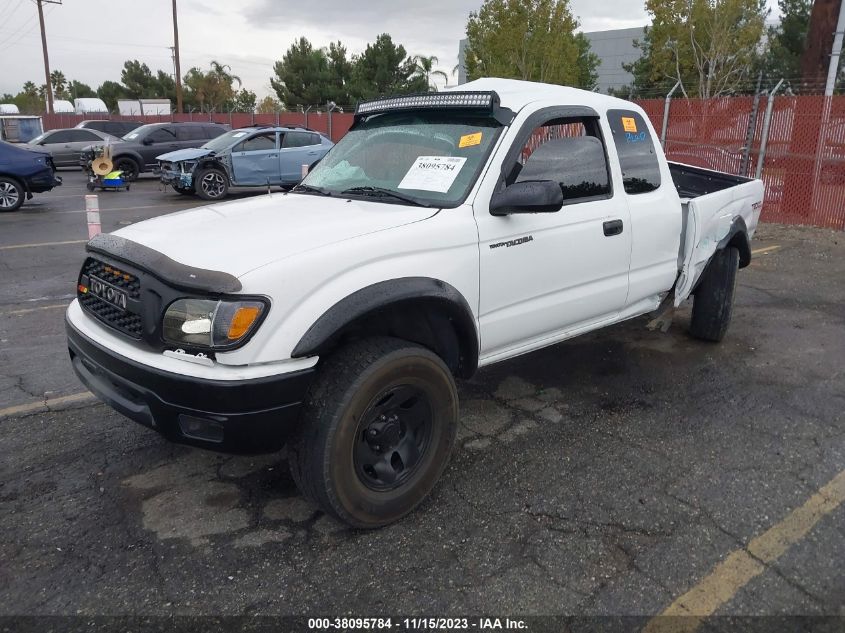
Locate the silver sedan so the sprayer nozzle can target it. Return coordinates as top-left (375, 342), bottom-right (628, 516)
top-left (25, 128), bottom-right (122, 167)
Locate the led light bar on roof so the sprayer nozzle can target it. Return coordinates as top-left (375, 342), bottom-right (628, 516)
top-left (355, 91), bottom-right (499, 116)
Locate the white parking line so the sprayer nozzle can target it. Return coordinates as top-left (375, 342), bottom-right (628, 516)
top-left (0, 239), bottom-right (87, 251)
top-left (0, 392), bottom-right (95, 420)
top-left (2, 304), bottom-right (68, 316)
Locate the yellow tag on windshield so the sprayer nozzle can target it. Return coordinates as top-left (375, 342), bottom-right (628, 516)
top-left (621, 117), bottom-right (638, 133)
top-left (459, 132), bottom-right (483, 148)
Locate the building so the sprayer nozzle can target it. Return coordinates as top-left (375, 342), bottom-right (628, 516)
top-left (583, 26), bottom-right (646, 95)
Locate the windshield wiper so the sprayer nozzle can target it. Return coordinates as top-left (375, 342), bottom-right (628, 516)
top-left (291, 183), bottom-right (331, 196)
top-left (340, 186), bottom-right (431, 207)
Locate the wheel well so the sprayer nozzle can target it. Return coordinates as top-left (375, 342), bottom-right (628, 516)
top-left (298, 297), bottom-right (478, 379)
top-left (725, 230), bottom-right (751, 268)
top-left (114, 155), bottom-right (140, 169)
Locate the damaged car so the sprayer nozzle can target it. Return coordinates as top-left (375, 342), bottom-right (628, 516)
top-left (156, 126), bottom-right (333, 200)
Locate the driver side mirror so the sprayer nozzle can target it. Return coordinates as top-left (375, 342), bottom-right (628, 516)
top-left (489, 180), bottom-right (563, 216)
top-left (142, 137), bottom-right (154, 145)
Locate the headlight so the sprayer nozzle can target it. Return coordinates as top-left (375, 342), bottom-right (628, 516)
top-left (162, 298), bottom-right (266, 349)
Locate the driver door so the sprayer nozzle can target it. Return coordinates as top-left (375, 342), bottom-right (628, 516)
top-left (475, 113), bottom-right (632, 359)
top-left (231, 131), bottom-right (280, 185)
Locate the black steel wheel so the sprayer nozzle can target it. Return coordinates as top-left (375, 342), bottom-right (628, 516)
top-left (353, 384), bottom-right (434, 491)
top-left (0, 177), bottom-right (24, 212)
top-left (196, 168), bottom-right (229, 200)
top-left (289, 337), bottom-right (458, 528)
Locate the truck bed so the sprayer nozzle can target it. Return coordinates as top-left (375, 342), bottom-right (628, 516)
top-left (670, 162), bottom-right (765, 306)
top-left (669, 161), bottom-right (753, 200)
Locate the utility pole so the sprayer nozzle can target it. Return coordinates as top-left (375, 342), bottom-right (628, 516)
top-left (825, 0), bottom-right (845, 95)
top-left (801, 0), bottom-right (842, 93)
top-left (37, 0), bottom-right (62, 114)
top-left (172, 0), bottom-right (183, 113)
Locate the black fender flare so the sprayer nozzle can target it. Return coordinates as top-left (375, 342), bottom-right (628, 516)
top-left (291, 277), bottom-right (480, 377)
top-left (717, 216), bottom-right (751, 268)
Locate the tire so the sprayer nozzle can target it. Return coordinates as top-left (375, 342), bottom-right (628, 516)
top-left (114, 157), bottom-right (139, 181)
top-left (171, 183), bottom-right (195, 196)
top-left (196, 167), bottom-right (229, 201)
top-left (0, 176), bottom-right (24, 212)
top-left (690, 246), bottom-right (740, 342)
top-left (289, 337), bottom-right (459, 528)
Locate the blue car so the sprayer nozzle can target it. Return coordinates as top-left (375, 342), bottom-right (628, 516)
top-left (0, 140), bottom-right (62, 212)
top-left (156, 126), bottom-right (333, 200)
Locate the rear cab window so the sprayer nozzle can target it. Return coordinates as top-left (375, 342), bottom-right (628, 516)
top-left (606, 109), bottom-right (661, 194)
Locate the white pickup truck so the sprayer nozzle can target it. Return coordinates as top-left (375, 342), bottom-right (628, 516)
top-left (66, 79), bottom-right (764, 528)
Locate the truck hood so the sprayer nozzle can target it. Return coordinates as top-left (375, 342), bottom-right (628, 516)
top-left (156, 147), bottom-right (214, 162)
top-left (112, 193), bottom-right (438, 278)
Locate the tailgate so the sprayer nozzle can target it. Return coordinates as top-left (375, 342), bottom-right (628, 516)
top-left (674, 178), bottom-right (764, 305)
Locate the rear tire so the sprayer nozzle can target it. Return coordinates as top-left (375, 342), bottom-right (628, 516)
top-left (690, 246), bottom-right (739, 342)
top-left (289, 337), bottom-right (458, 529)
top-left (196, 167), bottom-right (229, 200)
top-left (0, 176), bottom-right (24, 212)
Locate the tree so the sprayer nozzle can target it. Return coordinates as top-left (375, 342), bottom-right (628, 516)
top-left (68, 79), bottom-right (96, 99)
top-left (327, 41), bottom-right (354, 103)
top-left (761, 0), bottom-right (812, 90)
top-left (349, 34), bottom-right (425, 99)
top-left (9, 81), bottom-right (43, 113)
top-left (464, 0), bottom-right (598, 88)
top-left (229, 88), bottom-right (257, 112)
top-left (411, 55), bottom-right (449, 91)
top-left (256, 95), bottom-right (283, 113)
top-left (97, 80), bottom-right (126, 112)
top-left (271, 37), bottom-right (334, 107)
top-left (183, 61), bottom-right (242, 112)
top-left (627, 0), bottom-right (767, 98)
top-left (49, 70), bottom-right (68, 99)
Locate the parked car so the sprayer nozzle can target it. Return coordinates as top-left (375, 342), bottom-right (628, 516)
top-left (156, 126), bottom-right (334, 200)
top-left (76, 119), bottom-right (142, 137)
top-left (78, 121), bottom-right (229, 180)
top-left (66, 79), bottom-right (764, 528)
top-left (0, 140), bottom-right (62, 211)
top-left (25, 127), bottom-right (122, 167)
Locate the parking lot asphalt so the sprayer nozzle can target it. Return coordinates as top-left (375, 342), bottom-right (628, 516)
top-left (1, 171), bottom-right (844, 622)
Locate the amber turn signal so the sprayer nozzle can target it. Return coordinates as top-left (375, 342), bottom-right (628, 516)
top-left (227, 306), bottom-right (261, 340)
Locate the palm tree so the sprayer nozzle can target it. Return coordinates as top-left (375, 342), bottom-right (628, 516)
top-left (412, 55), bottom-right (449, 91)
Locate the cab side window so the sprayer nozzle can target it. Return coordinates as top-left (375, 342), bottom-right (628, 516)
top-left (511, 117), bottom-right (611, 203)
top-left (283, 132), bottom-right (316, 148)
top-left (607, 109), bottom-right (661, 194)
top-left (147, 127), bottom-right (176, 143)
top-left (238, 132), bottom-right (277, 152)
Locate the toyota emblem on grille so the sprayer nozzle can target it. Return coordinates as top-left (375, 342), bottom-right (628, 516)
top-left (90, 276), bottom-right (128, 310)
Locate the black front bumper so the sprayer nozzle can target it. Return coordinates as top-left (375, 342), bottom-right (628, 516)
top-left (67, 318), bottom-right (314, 453)
top-left (26, 168), bottom-right (62, 193)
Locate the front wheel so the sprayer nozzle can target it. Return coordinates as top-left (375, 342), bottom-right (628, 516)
top-left (114, 157), bottom-right (139, 181)
top-left (289, 337), bottom-right (459, 528)
top-left (689, 246), bottom-right (739, 342)
top-left (0, 177), bottom-right (24, 212)
top-left (196, 168), bottom-right (229, 200)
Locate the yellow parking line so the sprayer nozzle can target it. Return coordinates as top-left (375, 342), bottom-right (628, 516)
top-left (751, 245), bottom-right (781, 256)
top-left (2, 303), bottom-right (68, 316)
top-left (643, 469), bottom-right (845, 633)
top-left (0, 391), bottom-right (95, 419)
top-left (0, 239), bottom-right (87, 251)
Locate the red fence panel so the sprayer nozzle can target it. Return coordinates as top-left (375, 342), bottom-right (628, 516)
top-left (33, 94), bottom-right (845, 230)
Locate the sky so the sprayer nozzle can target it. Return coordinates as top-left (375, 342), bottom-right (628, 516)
top-left (0, 0), bottom-right (783, 101)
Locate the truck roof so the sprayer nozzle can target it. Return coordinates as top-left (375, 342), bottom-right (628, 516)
top-left (449, 78), bottom-right (640, 115)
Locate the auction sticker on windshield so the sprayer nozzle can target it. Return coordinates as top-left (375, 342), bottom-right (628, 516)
top-left (398, 156), bottom-right (467, 193)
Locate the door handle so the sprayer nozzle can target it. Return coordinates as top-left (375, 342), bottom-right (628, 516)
top-left (603, 219), bottom-right (623, 236)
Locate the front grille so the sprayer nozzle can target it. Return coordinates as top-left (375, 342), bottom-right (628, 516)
top-left (78, 258), bottom-right (143, 339)
top-left (81, 258), bottom-right (141, 298)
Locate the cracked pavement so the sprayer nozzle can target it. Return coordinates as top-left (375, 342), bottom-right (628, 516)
top-left (1, 172), bottom-right (844, 617)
